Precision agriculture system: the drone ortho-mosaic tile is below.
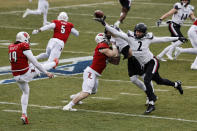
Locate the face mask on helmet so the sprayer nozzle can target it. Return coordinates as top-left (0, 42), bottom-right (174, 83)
top-left (181, 0), bottom-right (190, 7)
top-left (16, 32), bottom-right (30, 43)
top-left (134, 23), bottom-right (147, 39)
top-left (57, 12), bottom-right (68, 22)
top-left (95, 33), bottom-right (107, 44)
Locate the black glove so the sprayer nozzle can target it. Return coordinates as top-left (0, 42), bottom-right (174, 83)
top-left (156, 19), bottom-right (162, 27)
top-left (93, 16), bottom-right (106, 26)
top-left (178, 37), bottom-right (188, 43)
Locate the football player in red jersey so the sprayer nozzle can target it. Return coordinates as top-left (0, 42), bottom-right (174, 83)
top-left (8, 31), bottom-right (56, 124)
top-left (32, 12), bottom-right (79, 65)
top-left (63, 33), bottom-right (119, 111)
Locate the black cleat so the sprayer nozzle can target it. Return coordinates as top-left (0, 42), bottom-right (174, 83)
top-left (144, 104), bottom-right (155, 115)
top-left (175, 81), bottom-right (183, 95)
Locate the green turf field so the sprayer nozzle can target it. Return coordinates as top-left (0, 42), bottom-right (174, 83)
top-left (0, 0), bottom-right (197, 130)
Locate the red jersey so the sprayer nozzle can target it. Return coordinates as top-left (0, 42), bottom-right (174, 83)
top-left (53, 20), bottom-right (74, 43)
top-left (90, 42), bottom-right (109, 74)
top-left (8, 42), bottom-right (30, 76)
top-left (193, 20), bottom-right (197, 26)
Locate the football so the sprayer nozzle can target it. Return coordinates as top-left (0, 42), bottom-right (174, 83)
top-left (94, 10), bottom-right (104, 18)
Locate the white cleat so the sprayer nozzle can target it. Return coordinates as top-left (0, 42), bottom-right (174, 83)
top-left (63, 105), bottom-right (77, 111)
top-left (166, 53), bottom-right (174, 60)
top-left (156, 55), bottom-right (167, 62)
top-left (22, 9), bottom-right (30, 18)
top-left (191, 64), bottom-right (197, 70)
top-left (174, 47), bottom-right (181, 59)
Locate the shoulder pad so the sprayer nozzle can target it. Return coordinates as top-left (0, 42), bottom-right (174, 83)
top-left (127, 30), bottom-right (135, 37)
top-left (144, 32), bottom-right (154, 39)
top-left (174, 3), bottom-right (181, 9)
top-left (188, 5), bottom-right (194, 11)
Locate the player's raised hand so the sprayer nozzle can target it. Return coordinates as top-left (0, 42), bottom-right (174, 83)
top-left (156, 19), bottom-right (162, 27)
top-left (93, 16), bottom-right (107, 26)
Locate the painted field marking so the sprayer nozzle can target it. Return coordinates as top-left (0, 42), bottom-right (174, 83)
top-left (3, 109), bottom-right (21, 113)
top-left (1, 101), bottom-right (197, 123)
top-left (120, 93), bottom-right (142, 96)
top-left (91, 97), bottom-right (114, 100)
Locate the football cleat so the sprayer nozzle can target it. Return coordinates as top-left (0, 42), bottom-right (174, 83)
top-left (175, 81), bottom-right (183, 95)
top-left (21, 114), bottom-right (29, 125)
top-left (53, 58), bottom-right (59, 69)
top-left (144, 104), bottom-right (155, 115)
top-left (63, 105), bottom-right (77, 111)
top-left (22, 9), bottom-right (30, 18)
top-left (174, 47), bottom-right (181, 59)
top-left (191, 64), bottom-right (197, 70)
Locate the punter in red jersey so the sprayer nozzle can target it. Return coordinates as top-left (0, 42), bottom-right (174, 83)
top-left (63, 33), bottom-right (119, 111)
top-left (9, 31), bottom-right (57, 124)
top-left (32, 12), bottom-right (79, 63)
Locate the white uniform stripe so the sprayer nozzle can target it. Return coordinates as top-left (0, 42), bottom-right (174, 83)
top-left (170, 23), bottom-right (178, 36)
top-left (152, 58), bottom-right (158, 74)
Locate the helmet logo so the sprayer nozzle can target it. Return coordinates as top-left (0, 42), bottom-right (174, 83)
top-left (23, 33), bottom-right (28, 38)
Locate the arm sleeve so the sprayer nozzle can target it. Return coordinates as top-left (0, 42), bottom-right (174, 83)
top-left (23, 50), bottom-right (47, 74)
top-left (105, 25), bottom-right (129, 42)
top-left (40, 23), bottom-right (56, 32)
top-left (151, 37), bottom-right (179, 43)
top-left (71, 28), bottom-right (79, 36)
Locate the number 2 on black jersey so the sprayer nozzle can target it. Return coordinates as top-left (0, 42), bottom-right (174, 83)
top-left (137, 41), bottom-right (142, 51)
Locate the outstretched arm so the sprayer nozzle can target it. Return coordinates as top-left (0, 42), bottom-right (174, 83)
top-left (151, 37), bottom-right (179, 43)
top-left (32, 23), bottom-right (56, 34)
top-left (71, 28), bottom-right (79, 36)
top-left (105, 25), bottom-right (129, 42)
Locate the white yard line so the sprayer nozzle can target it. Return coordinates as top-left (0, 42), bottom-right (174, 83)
top-left (1, 101), bottom-right (197, 123)
top-left (120, 93), bottom-right (142, 96)
top-left (91, 97), bottom-right (114, 100)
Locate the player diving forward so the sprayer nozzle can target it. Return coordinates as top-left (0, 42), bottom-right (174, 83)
top-left (95, 17), bottom-right (185, 114)
top-left (8, 32), bottom-right (56, 124)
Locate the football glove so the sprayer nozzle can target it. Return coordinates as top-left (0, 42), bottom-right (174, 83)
top-left (32, 29), bottom-right (39, 35)
top-left (156, 19), bottom-right (162, 27)
top-left (178, 37), bottom-right (188, 43)
top-left (93, 16), bottom-right (106, 26)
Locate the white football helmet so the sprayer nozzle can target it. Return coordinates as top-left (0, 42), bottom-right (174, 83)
top-left (16, 31), bottom-right (30, 43)
top-left (57, 12), bottom-right (68, 22)
top-left (95, 33), bottom-right (107, 44)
